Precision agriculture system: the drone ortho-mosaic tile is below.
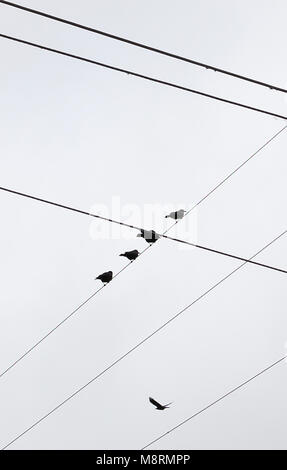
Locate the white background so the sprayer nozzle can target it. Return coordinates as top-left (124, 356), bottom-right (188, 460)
top-left (0, 0), bottom-right (286, 449)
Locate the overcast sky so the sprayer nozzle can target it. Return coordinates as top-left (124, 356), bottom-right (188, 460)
top-left (0, 0), bottom-right (287, 450)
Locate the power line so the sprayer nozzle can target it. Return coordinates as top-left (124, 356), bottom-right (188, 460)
top-left (0, 235), bottom-right (154, 381)
top-left (163, 235), bottom-right (287, 273)
top-left (2, 230), bottom-right (285, 449)
top-left (0, 185), bottom-right (286, 274)
top-left (0, 262), bottom-right (133, 379)
top-left (142, 355), bottom-right (287, 449)
top-left (165, 124), bottom-right (287, 235)
top-left (0, 127), bottom-right (285, 379)
top-left (131, 125), bottom-right (287, 236)
top-left (0, 0), bottom-right (286, 94)
top-left (1, 33), bottom-right (286, 121)
top-left (184, 125), bottom-right (287, 214)
top-left (0, 1), bottom-right (285, 448)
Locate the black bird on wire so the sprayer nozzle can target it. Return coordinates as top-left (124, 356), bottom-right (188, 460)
top-left (137, 229), bottom-right (160, 244)
top-left (95, 271), bottom-right (113, 284)
top-left (149, 397), bottom-right (172, 410)
top-left (119, 249), bottom-right (139, 261)
top-left (165, 209), bottom-right (186, 220)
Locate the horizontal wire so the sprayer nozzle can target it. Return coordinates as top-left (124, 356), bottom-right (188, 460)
top-left (0, 1), bottom-right (286, 93)
top-left (0, 185), bottom-right (286, 274)
top-left (129, 124), bottom-right (287, 238)
top-left (184, 125), bottom-right (287, 213)
top-left (2, 229), bottom-right (285, 450)
top-left (142, 355), bottom-right (287, 449)
top-left (0, 33), bottom-right (286, 121)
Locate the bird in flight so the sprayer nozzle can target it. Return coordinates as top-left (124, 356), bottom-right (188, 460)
top-left (149, 397), bottom-right (172, 410)
top-left (137, 229), bottom-right (160, 244)
top-left (165, 209), bottom-right (186, 220)
top-left (119, 249), bottom-right (139, 261)
top-left (95, 271), bottom-right (113, 284)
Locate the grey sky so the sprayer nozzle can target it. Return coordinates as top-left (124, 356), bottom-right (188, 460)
top-left (0, 0), bottom-right (286, 450)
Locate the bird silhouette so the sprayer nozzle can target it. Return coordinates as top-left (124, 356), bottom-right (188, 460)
top-left (95, 271), bottom-right (113, 284)
top-left (137, 229), bottom-right (160, 244)
top-left (165, 209), bottom-right (186, 220)
top-left (149, 397), bottom-right (172, 410)
top-left (119, 249), bottom-right (139, 261)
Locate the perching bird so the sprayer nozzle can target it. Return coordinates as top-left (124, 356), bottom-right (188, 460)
top-left (149, 397), bottom-right (172, 410)
top-left (95, 271), bottom-right (113, 284)
top-left (137, 229), bottom-right (160, 244)
top-left (165, 209), bottom-right (186, 220)
top-left (119, 249), bottom-right (139, 261)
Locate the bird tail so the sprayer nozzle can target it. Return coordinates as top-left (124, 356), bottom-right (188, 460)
top-left (164, 402), bottom-right (173, 408)
top-left (119, 253), bottom-right (124, 257)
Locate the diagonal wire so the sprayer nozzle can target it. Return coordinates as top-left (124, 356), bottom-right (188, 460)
top-left (0, 184), bottom-right (286, 273)
top-left (2, 229), bottom-right (286, 449)
top-left (176, 125), bottom-right (287, 218)
top-left (0, 33), bottom-right (287, 120)
top-left (0, 126), bottom-right (285, 379)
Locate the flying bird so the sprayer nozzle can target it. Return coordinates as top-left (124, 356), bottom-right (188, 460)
top-left (165, 209), bottom-right (186, 220)
top-left (119, 249), bottom-right (139, 261)
top-left (95, 271), bottom-right (113, 284)
top-left (137, 229), bottom-right (160, 244)
top-left (149, 397), bottom-right (172, 410)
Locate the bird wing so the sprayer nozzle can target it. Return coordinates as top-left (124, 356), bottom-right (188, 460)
top-left (149, 397), bottom-right (162, 407)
